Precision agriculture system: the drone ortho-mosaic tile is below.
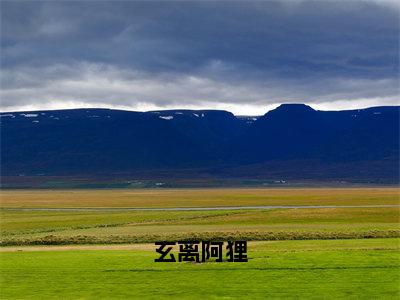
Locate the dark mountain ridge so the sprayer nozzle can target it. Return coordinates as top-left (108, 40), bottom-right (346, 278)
top-left (1, 104), bottom-right (399, 183)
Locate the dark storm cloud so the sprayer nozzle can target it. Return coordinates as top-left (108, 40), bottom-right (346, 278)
top-left (1, 1), bottom-right (399, 114)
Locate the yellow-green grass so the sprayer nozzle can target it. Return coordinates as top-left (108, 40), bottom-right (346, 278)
top-left (1, 188), bottom-right (399, 245)
top-left (2, 207), bottom-right (399, 245)
top-left (1, 187), bottom-right (399, 208)
top-left (2, 188), bottom-right (399, 298)
top-left (1, 239), bottom-right (399, 299)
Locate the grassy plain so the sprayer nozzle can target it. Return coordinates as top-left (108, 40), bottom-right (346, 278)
top-left (1, 188), bottom-right (399, 245)
top-left (1, 239), bottom-right (399, 299)
top-left (1, 188), bottom-right (399, 299)
top-left (2, 187), bottom-right (399, 208)
top-left (1, 207), bottom-right (399, 245)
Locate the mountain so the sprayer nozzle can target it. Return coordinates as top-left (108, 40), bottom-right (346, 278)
top-left (230, 104), bottom-right (399, 164)
top-left (1, 104), bottom-right (399, 184)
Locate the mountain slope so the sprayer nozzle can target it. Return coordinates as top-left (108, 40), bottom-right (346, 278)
top-left (230, 104), bottom-right (399, 164)
top-left (1, 105), bottom-right (398, 182)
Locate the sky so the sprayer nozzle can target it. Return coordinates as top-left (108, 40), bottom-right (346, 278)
top-left (1, 0), bottom-right (399, 115)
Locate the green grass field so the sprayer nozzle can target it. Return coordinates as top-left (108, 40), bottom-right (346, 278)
top-left (2, 187), bottom-right (399, 208)
top-left (1, 188), bottom-right (399, 245)
top-left (1, 188), bottom-right (399, 299)
top-left (1, 207), bottom-right (399, 245)
top-left (1, 239), bottom-right (399, 299)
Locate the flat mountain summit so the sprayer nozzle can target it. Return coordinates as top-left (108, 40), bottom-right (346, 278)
top-left (1, 104), bottom-right (399, 183)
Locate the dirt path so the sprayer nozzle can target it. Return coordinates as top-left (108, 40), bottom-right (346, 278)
top-left (2, 204), bottom-right (399, 211)
top-left (0, 244), bottom-right (155, 252)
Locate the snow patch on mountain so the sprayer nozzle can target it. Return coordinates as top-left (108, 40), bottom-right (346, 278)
top-left (159, 116), bottom-right (174, 120)
top-left (21, 113), bottom-right (38, 117)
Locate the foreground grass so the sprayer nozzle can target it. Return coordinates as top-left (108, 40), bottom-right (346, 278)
top-left (1, 239), bottom-right (399, 299)
top-left (2, 207), bottom-right (399, 245)
top-left (2, 187), bottom-right (399, 208)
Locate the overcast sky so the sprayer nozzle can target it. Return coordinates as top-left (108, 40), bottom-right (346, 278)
top-left (1, 0), bottom-right (399, 115)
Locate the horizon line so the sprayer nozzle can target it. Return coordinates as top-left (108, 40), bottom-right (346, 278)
top-left (1, 103), bottom-right (399, 116)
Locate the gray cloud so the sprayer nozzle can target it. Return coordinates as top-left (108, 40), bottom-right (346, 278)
top-left (1, 0), bottom-right (399, 114)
